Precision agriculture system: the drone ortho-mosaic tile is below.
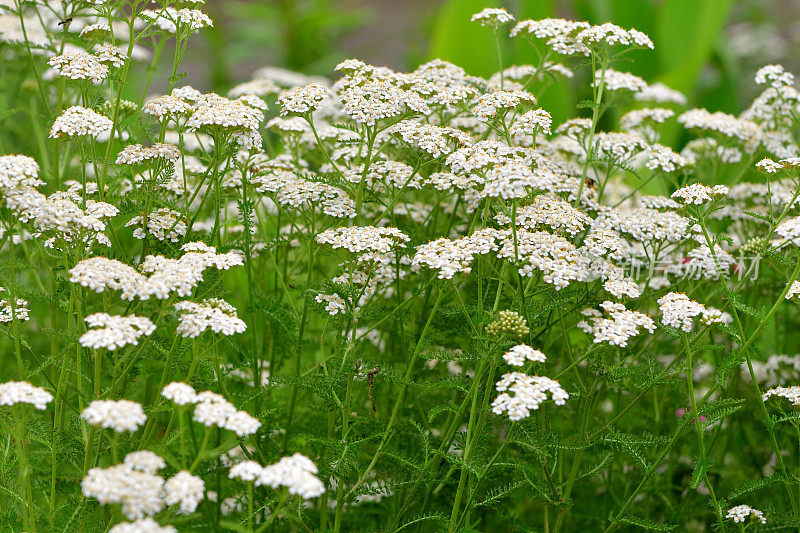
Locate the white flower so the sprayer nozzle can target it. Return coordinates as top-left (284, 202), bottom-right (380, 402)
top-left (278, 82), bottom-right (330, 116)
top-left (510, 19), bottom-right (591, 55)
top-left (577, 301), bottom-right (655, 347)
top-left (763, 385), bottom-right (800, 406)
top-left (82, 456), bottom-right (165, 519)
top-left (175, 8), bottom-right (213, 31)
top-left (48, 51), bottom-right (108, 84)
top-left (755, 64), bottom-right (794, 88)
top-left (0, 154), bottom-right (42, 189)
top-left (127, 208), bottom-right (186, 243)
top-left (228, 78), bottom-right (280, 98)
top-left (337, 77), bottom-right (428, 126)
top-left (79, 313), bottom-right (156, 350)
top-left (471, 8), bottom-right (515, 28)
top-left (576, 23), bottom-right (653, 50)
top-left (229, 460), bottom-right (264, 481)
top-left (646, 144), bottom-right (687, 172)
top-left (494, 195), bottom-right (592, 236)
top-left (315, 293), bottom-right (347, 315)
top-left (657, 292), bottom-right (707, 332)
top-left (161, 382), bottom-right (198, 405)
top-left (116, 143), bottom-right (181, 165)
top-left (786, 281), bottom-right (800, 301)
top-left (69, 244), bottom-right (243, 301)
top-left (174, 298), bottom-right (246, 338)
top-left (81, 399), bottom-right (147, 433)
top-left (49, 106), bottom-right (113, 139)
top-left (472, 90), bottom-right (536, 118)
top-left (502, 345), bottom-right (546, 366)
top-left (164, 471), bottom-right (204, 514)
top-left (756, 157), bottom-right (783, 173)
top-left (93, 43), bottom-right (127, 68)
top-left (109, 519), bottom-right (177, 533)
top-left (388, 120), bottom-right (472, 158)
top-left (143, 95), bottom-right (191, 119)
top-left (671, 183), bottom-right (729, 205)
top-left (185, 93), bottom-right (263, 134)
top-left (316, 226), bottom-right (409, 263)
top-left (595, 69), bottom-right (647, 92)
top-left (510, 108), bottom-right (553, 136)
top-left (678, 108), bottom-right (762, 146)
top-left (0, 381), bottom-right (53, 410)
top-left (726, 504), bottom-right (766, 524)
top-left (0, 287), bottom-right (30, 323)
top-left (124, 451), bottom-right (166, 474)
top-left (251, 453), bottom-right (325, 499)
top-left (634, 82), bottom-right (687, 104)
top-left (620, 108), bottom-right (675, 130)
top-left (776, 216), bottom-right (800, 244)
top-left (251, 166), bottom-right (356, 218)
top-left (79, 22), bottom-right (111, 38)
top-left (412, 228), bottom-right (500, 279)
top-left (191, 392), bottom-right (261, 436)
top-left (491, 372), bottom-right (569, 420)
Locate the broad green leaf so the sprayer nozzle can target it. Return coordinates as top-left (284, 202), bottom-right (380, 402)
top-left (427, 0), bottom-right (501, 77)
top-left (655, 0), bottom-right (734, 96)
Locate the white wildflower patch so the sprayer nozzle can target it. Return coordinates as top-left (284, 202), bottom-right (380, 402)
top-left (2, 3), bottom-right (800, 530)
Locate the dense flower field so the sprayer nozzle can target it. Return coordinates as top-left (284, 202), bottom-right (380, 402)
top-left (2, 1), bottom-right (800, 531)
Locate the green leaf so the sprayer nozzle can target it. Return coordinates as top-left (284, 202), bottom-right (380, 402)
top-left (727, 475), bottom-right (784, 499)
top-left (473, 480), bottom-right (525, 508)
top-left (396, 512), bottom-right (448, 531)
top-left (619, 516), bottom-right (678, 531)
top-left (427, 0), bottom-right (500, 78)
top-left (689, 455), bottom-right (711, 489)
top-left (655, 0), bottom-right (734, 96)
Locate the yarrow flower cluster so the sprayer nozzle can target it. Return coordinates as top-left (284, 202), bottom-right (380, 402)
top-left (657, 293), bottom-right (725, 332)
top-left (763, 385), bottom-right (800, 406)
top-left (277, 82), bottom-right (330, 115)
top-left (316, 226), bottom-right (409, 263)
top-left (470, 8), bottom-right (515, 28)
top-left (677, 109), bottom-right (761, 145)
top-left (82, 451), bottom-right (205, 520)
top-left (48, 51), bottom-right (109, 84)
top-left (491, 372), bottom-right (569, 421)
top-left (671, 183), bottom-right (729, 205)
top-left (0, 287), bottom-right (30, 323)
top-left (0, 381), bottom-right (53, 409)
top-left (79, 313), bottom-right (156, 350)
top-left (578, 301), bottom-right (656, 347)
top-left (502, 344), bottom-right (546, 366)
top-left (69, 242), bottom-right (244, 301)
top-left (228, 454), bottom-right (325, 499)
top-left (174, 298), bottom-right (247, 337)
top-left (49, 106), bottom-right (113, 139)
top-left (81, 399), bottom-right (147, 433)
top-left (116, 143), bottom-right (181, 165)
top-left (159, 383), bottom-right (261, 437)
top-left (109, 519), bottom-right (177, 533)
top-left (726, 504), bottom-right (766, 524)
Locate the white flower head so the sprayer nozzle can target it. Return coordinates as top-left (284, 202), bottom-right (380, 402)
top-left (50, 106), bottom-right (113, 139)
top-left (502, 344), bottom-right (547, 366)
top-left (164, 471), bottom-right (205, 514)
top-left (81, 399), bottom-right (147, 433)
top-left (0, 381), bottom-right (53, 410)
top-left (79, 313), bottom-right (156, 350)
top-left (471, 8), bottom-right (515, 28)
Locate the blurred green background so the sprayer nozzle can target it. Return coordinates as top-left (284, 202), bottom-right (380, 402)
top-left (174, 0), bottom-right (800, 124)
